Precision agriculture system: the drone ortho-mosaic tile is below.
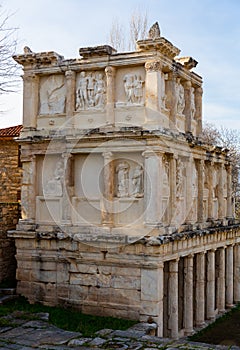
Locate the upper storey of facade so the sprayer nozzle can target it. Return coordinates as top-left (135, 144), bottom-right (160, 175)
top-left (13, 23), bottom-right (203, 137)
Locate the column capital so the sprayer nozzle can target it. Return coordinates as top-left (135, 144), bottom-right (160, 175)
top-left (102, 151), bottom-right (113, 160)
top-left (145, 60), bottom-right (162, 72)
top-left (105, 66), bottom-right (116, 76)
top-left (22, 72), bottom-right (38, 82)
top-left (183, 80), bottom-right (192, 89)
top-left (65, 69), bottom-right (76, 79)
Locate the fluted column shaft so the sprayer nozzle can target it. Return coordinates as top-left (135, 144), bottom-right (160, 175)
top-left (195, 87), bottom-right (203, 136)
top-left (65, 70), bottom-right (76, 127)
top-left (183, 80), bottom-right (192, 133)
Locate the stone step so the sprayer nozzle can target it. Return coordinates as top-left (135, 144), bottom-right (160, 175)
top-left (0, 288), bottom-right (16, 296)
top-left (0, 294), bottom-right (18, 304)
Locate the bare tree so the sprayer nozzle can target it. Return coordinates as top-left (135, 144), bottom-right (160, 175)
top-left (201, 122), bottom-right (240, 217)
top-left (128, 10), bottom-right (148, 51)
top-left (107, 9), bottom-right (148, 52)
top-left (0, 6), bottom-right (19, 97)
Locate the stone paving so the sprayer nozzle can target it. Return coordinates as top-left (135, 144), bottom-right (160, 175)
top-left (0, 312), bottom-right (239, 350)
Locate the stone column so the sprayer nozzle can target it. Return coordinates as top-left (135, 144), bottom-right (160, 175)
top-left (105, 66), bottom-right (116, 126)
top-left (184, 254), bottom-right (194, 335)
top-left (140, 265), bottom-right (164, 337)
top-left (61, 153), bottom-right (73, 224)
top-left (143, 150), bottom-right (163, 226)
top-left (168, 259), bottom-right (179, 339)
top-left (165, 72), bottom-right (177, 126)
top-left (206, 249), bottom-right (216, 320)
top-left (218, 163), bottom-right (225, 220)
top-left (195, 252), bottom-right (205, 326)
top-left (195, 87), bottom-right (203, 136)
top-left (226, 164), bottom-right (233, 219)
top-left (207, 161), bottom-right (214, 221)
top-left (234, 244), bottom-right (240, 303)
top-left (216, 247), bottom-right (225, 313)
top-left (144, 60), bottom-right (162, 125)
top-left (22, 73), bottom-right (39, 129)
top-left (21, 155), bottom-right (36, 222)
top-left (170, 155), bottom-right (177, 226)
top-left (183, 80), bottom-right (192, 133)
top-left (197, 159), bottom-right (204, 224)
top-left (226, 245), bottom-right (234, 307)
top-left (65, 70), bottom-right (76, 127)
top-left (102, 152), bottom-right (114, 225)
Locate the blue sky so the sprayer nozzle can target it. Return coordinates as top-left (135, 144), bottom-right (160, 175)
top-left (1, 0), bottom-right (240, 129)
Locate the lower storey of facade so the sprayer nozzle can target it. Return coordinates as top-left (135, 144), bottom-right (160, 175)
top-left (9, 223), bottom-right (240, 339)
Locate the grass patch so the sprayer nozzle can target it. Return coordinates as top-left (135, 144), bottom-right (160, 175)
top-left (189, 303), bottom-right (240, 346)
top-left (0, 296), bottom-right (137, 336)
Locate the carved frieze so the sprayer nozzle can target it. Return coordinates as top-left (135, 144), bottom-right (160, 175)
top-left (76, 71), bottom-right (106, 110)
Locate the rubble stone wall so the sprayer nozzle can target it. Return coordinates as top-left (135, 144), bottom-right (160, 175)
top-left (0, 140), bottom-right (21, 283)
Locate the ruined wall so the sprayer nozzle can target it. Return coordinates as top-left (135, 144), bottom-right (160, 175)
top-left (0, 138), bottom-right (21, 283)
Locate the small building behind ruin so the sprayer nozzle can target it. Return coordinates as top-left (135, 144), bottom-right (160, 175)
top-left (0, 125), bottom-right (22, 284)
top-left (10, 23), bottom-right (240, 338)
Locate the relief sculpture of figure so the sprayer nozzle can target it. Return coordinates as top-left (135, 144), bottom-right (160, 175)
top-left (132, 165), bottom-right (144, 197)
top-left (94, 73), bottom-right (106, 107)
top-left (116, 162), bottom-right (130, 198)
top-left (76, 71), bottom-right (106, 110)
top-left (87, 72), bottom-right (95, 107)
top-left (76, 71), bottom-right (88, 110)
top-left (176, 159), bottom-right (184, 197)
top-left (123, 74), bottom-right (135, 104)
top-left (44, 160), bottom-right (64, 197)
top-left (176, 82), bottom-right (185, 115)
top-left (190, 87), bottom-right (196, 118)
top-left (123, 74), bottom-right (144, 105)
top-left (133, 75), bottom-right (144, 104)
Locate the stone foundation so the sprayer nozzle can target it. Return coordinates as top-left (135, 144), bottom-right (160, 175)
top-left (10, 223), bottom-right (240, 338)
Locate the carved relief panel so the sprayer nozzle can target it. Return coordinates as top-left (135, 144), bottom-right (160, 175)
top-left (75, 71), bottom-right (106, 110)
top-left (39, 75), bottom-right (66, 115)
top-left (115, 67), bottom-right (145, 107)
top-left (115, 160), bottom-right (144, 198)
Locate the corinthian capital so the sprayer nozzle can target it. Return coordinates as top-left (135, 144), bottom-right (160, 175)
top-left (145, 60), bottom-right (162, 72)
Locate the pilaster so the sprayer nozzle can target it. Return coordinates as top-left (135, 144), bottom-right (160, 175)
top-left (65, 70), bottom-right (76, 127)
top-left (105, 66), bottom-right (116, 126)
top-left (102, 151), bottom-right (114, 225)
top-left (22, 73), bottom-right (39, 129)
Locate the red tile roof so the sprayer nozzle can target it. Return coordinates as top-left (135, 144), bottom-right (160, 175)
top-left (0, 125), bottom-right (23, 137)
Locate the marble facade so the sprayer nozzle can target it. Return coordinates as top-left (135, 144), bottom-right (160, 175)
top-left (10, 23), bottom-right (240, 338)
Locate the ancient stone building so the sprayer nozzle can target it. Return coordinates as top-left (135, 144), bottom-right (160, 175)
top-left (0, 125), bottom-right (22, 283)
top-left (11, 24), bottom-right (240, 338)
